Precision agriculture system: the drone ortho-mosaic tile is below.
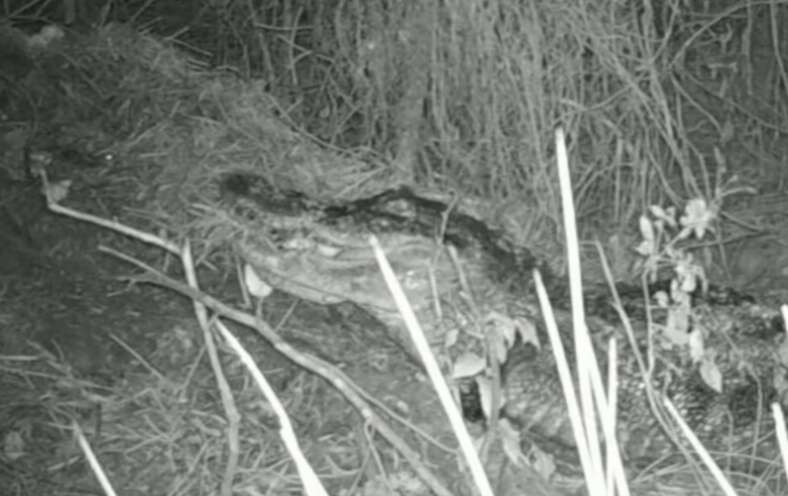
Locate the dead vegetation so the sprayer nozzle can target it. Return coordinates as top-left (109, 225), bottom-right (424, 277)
top-left (1, 1), bottom-right (788, 495)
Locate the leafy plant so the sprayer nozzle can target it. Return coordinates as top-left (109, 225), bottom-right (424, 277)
top-left (633, 189), bottom-right (737, 392)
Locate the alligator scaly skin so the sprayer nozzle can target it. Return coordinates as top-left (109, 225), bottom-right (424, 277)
top-left (218, 172), bottom-right (786, 469)
top-left (501, 293), bottom-right (784, 467)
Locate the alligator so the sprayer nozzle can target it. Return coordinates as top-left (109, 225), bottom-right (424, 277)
top-left (217, 171), bottom-right (786, 472)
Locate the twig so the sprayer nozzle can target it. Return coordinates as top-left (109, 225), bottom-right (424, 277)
top-left (214, 317), bottom-right (327, 496)
top-left (72, 420), bottom-right (117, 496)
top-left (108, 333), bottom-right (167, 383)
top-left (180, 241), bottom-right (240, 496)
top-left (48, 201), bottom-right (179, 254)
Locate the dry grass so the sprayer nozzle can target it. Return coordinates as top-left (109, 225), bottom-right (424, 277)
top-left (2, 1), bottom-right (788, 495)
top-left (116, 1), bottom-right (784, 232)
top-left (78, 0), bottom-right (786, 278)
